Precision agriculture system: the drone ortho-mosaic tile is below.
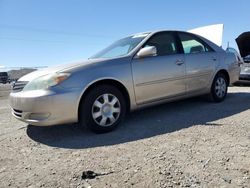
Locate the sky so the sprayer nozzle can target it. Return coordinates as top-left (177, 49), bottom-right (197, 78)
top-left (0, 0), bottom-right (250, 69)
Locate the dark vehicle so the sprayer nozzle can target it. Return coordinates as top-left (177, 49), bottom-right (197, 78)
top-left (0, 72), bottom-right (8, 84)
top-left (236, 32), bottom-right (250, 81)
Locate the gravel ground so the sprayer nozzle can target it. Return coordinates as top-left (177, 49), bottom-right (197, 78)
top-left (0, 84), bottom-right (249, 188)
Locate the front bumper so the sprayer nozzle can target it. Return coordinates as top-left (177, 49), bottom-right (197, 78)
top-left (9, 89), bottom-right (81, 126)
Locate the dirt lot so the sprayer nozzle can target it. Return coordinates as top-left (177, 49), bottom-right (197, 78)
top-left (0, 84), bottom-right (249, 188)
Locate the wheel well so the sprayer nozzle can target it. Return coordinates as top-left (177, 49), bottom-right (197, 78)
top-left (217, 70), bottom-right (230, 85)
top-left (78, 79), bottom-right (131, 117)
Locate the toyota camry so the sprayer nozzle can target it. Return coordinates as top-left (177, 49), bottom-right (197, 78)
top-left (10, 30), bottom-right (240, 133)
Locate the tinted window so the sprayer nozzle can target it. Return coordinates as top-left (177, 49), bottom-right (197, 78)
top-left (143, 32), bottom-right (178, 56)
top-left (179, 33), bottom-right (213, 54)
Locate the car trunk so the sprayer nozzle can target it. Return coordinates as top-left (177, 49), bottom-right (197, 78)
top-left (236, 32), bottom-right (250, 58)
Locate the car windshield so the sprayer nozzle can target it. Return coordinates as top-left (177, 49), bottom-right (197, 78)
top-left (90, 33), bottom-right (149, 59)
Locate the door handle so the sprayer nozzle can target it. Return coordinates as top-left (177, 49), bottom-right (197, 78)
top-left (175, 60), bottom-right (184, 66)
top-left (212, 56), bottom-right (217, 61)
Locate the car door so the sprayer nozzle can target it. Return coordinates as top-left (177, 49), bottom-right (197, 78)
top-left (131, 32), bottom-right (186, 104)
top-left (177, 32), bottom-right (217, 93)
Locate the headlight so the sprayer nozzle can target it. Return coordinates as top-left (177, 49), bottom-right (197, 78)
top-left (23, 73), bottom-right (70, 91)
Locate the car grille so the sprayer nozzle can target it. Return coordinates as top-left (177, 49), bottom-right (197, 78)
top-left (13, 109), bottom-right (23, 118)
top-left (11, 81), bottom-right (28, 92)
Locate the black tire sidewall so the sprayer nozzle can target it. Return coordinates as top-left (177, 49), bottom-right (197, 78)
top-left (80, 85), bottom-right (126, 133)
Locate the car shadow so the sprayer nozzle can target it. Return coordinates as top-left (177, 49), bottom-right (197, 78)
top-left (26, 92), bottom-right (250, 149)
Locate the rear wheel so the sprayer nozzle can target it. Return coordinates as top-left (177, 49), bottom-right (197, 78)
top-left (209, 73), bottom-right (228, 102)
top-left (79, 85), bottom-right (126, 133)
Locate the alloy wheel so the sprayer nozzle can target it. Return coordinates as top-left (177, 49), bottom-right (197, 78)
top-left (91, 93), bottom-right (121, 127)
top-left (215, 77), bottom-right (227, 98)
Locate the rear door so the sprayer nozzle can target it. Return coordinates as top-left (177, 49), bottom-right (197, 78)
top-left (177, 32), bottom-right (217, 93)
top-left (132, 32), bottom-right (186, 104)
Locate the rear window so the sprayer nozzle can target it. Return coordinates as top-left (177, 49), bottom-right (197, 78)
top-left (0, 72), bottom-right (8, 76)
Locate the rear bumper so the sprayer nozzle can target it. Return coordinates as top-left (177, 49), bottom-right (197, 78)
top-left (9, 89), bottom-right (81, 126)
top-left (239, 74), bottom-right (250, 81)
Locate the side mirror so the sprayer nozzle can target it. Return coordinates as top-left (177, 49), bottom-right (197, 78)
top-left (136, 46), bottom-right (157, 58)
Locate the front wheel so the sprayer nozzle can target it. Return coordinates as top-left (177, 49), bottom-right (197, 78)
top-left (209, 73), bottom-right (228, 102)
top-left (79, 85), bottom-right (126, 133)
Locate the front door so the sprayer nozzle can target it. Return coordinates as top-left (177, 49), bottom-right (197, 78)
top-left (132, 32), bottom-right (186, 104)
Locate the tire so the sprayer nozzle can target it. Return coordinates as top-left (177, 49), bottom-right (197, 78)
top-left (79, 84), bottom-right (126, 133)
top-left (209, 73), bottom-right (228, 102)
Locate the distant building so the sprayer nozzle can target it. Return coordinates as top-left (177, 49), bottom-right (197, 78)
top-left (8, 68), bottom-right (36, 81)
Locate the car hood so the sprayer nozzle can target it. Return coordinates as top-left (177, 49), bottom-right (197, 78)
top-left (236, 32), bottom-right (250, 58)
top-left (19, 58), bottom-right (104, 82)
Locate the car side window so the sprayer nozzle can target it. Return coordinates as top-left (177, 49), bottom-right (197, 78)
top-left (143, 32), bottom-right (178, 56)
top-left (179, 33), bottom-right (213, 54)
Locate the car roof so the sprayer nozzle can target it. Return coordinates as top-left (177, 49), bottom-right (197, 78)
top-left (129, 30), bottom-right (224, 53)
